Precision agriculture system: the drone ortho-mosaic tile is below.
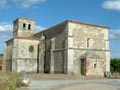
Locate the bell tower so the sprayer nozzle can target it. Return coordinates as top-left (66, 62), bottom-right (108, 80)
top-left (13, 17), bottom-right (35, 37)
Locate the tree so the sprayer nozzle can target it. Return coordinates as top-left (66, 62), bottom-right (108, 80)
top-left (110, 58), bottom-right (120, 73)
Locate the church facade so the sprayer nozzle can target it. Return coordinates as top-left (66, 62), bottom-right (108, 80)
top-left (5, 17), bottom-right (110, 76)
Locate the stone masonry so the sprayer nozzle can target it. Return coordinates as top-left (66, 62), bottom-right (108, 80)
top-left (5, 17), bottom-right (110, 77)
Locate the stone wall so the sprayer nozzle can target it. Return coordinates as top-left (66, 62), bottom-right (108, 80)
top-left (54, 51), bottom-right (64, 73)
top-left (0, 54), bottom-right (3, 64)
top-left (6, 40), bottom-right (13, 60)
top-left (0, 54), bottom-right (3, 70)
top-left (43, 23), bottom-right (68, 73)
top-left (85, 59), bottom-right (105, 76)
top-left (17, 39), bottom-right (39, 59)
top-left (11, 39), bottom-right (18, 71)
top-left (71, 23), bottom-right (107, 50)
top-left (44, 23), bottom-right (67, 50)
top-left (44, 51), bottom-right (50, 73)
top-left (13, 18), bottom-right (35, 37)
top-left (68, 21), bottom-right (109, 76)
top-left (73, 50), bottom-right (105, 74)
top-left (6, 39), bottom-right (13, 71)
top-left (54, 29), bottom-right (66, 49)
top-left (13, 38), bottom-right (39, 72)
top-left (17, 59), bottom-right (37, 72)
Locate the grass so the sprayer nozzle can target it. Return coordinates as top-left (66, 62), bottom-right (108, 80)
top-left (0, 71), bottom-right (29, 90)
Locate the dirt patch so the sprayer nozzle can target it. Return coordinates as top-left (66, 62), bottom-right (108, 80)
top-left (50, 83), bottom-right (120, 90)
top-left (27, 74), bottom-right (105, 80)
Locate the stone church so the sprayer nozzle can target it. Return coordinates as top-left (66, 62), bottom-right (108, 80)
top-left (5, 17), bottom-right (110, 76)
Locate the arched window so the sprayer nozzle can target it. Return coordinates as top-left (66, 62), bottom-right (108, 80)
top-left (28, 24), bottom-right (31, 30)
top-left (23, 23), bottom-right (26, 28)
top-left (87, 38), bottom-right (90, 47)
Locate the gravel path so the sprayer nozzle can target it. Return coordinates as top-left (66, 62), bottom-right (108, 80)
top-left (53, 83), bottom-right (119, 90)
top-left (18, 79), bottom-right (120, 90)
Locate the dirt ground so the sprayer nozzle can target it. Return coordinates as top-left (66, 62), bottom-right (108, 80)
top-left (16, 74), bottom-right (120, 90)
top-left (51, 83), bottom-right (120, 90)
top-left (26, 73), bottom-right (105, 80)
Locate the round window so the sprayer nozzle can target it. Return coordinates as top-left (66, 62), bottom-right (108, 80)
top-left (29, 45), bottom-right (34, 52)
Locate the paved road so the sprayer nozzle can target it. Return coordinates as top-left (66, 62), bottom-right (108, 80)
top-left (23, 79), bottom-right (120, 90)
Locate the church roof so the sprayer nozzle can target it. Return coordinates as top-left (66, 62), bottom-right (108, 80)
top-left (34, 20), bottom-right (67, 37)
top-left (67, 20), bottom-right (109, 29)
top-left (14, 17), bottom-right (35, 23)
top-left (35, 20), bottom-right (109, 37)
top-left (6, 36), bottom-right (39, 43)
top-left (15, 37), bottom-right (39, 40)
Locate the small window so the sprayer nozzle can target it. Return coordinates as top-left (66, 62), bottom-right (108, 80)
top-left (28, 24), bottom-right (31, 30)
top-left (87, 38), bottom-right (90, 47)
top-left (94, 63), bottom-right (97, 68)
top-left (23, 23), bottom-right (26, 28)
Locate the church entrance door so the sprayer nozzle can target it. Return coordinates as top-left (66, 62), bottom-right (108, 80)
top-left (81, 59), bottom-right (86, 76)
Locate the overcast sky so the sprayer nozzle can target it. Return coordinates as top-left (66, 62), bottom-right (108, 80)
top-left (0, 0), bottom-right (120, 58)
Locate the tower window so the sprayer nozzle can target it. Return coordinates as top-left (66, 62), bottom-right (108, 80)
top-left (87, 38), bottom-right (90, 47)
top-left (23, 23), bottom-right (26, 28)
top-left (28, 24), bottom-right (31, 30)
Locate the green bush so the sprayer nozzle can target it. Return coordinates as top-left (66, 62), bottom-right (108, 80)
top-left (0, 72), bottom-right (29, 90)
top-left (110, 58), bottom-right (120, 73)
top-left (15, 79), bottom-right (28, 88)
top-left (9, 82), bottom-right (16, 90)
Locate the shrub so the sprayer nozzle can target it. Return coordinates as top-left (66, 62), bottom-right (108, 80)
top-left (111, 58), bottom-right (120, 73)
top-left (0, 72), bottom-right (29, 90)
top-left (9, 82), bottom-right (16, 90)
